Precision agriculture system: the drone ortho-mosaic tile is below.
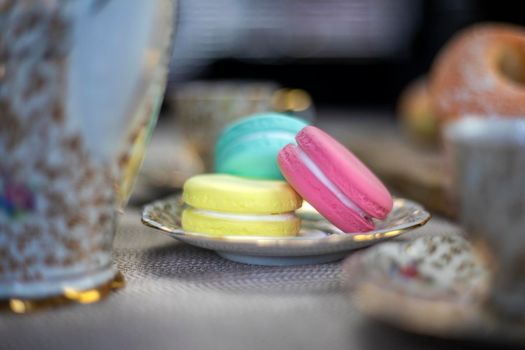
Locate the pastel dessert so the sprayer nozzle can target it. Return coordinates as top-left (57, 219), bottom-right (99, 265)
top-left (278, 126), bottom-right (393, 233)
top-left (430, 24), bottom-right (525, 122)
top-left (182, 174), bottom-right (302, 236)
top-left (214, 113), bottom-right (309, 180)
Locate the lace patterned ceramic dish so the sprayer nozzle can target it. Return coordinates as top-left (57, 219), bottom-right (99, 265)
top-left (342, 234), bottom-right (525, 345)
top-left (141, 195), bottom-right (431, 266)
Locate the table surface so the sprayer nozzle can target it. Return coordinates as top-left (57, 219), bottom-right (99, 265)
top-left (0, 112), bottom-right (513, 350)
top-left (2, 210), bottom-right (494, 350)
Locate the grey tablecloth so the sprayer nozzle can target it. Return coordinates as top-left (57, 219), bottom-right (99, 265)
top-left (1, 210), bottom-right (484, 350)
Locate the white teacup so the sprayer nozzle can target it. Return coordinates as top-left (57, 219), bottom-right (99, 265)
top-left (0, 0), bottom-right (173, 305)
top-left (445, 116), bottom-right (525, 319)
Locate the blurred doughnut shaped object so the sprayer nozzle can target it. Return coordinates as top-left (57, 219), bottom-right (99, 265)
top-left (430, 24), bottom-right (525, 122)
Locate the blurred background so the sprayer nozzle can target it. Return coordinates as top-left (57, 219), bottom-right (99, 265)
top-left (167, 0), bottom-right (525, 109)
top-left (136, 0), bottom-right (525, 217)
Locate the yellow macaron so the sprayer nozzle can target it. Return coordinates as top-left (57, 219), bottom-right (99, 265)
top-left (182, 174), bottom-right (302, 237)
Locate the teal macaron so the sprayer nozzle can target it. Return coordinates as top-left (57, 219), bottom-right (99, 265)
top-left (214, 113), bottom-right (309, 179)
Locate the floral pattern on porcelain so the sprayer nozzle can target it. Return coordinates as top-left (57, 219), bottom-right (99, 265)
top-left (0, 1), bottom-right (116, 291)
top-left (0, 178), bottom-right (35, 218)
top-left (355, 234), bottom-right (488, 300)
top-left (0, 0), bottom-right (173, 299)
top-left (342, 234), bottom-right (525, 344)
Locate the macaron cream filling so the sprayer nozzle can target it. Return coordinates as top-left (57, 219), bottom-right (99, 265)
top-left (297, 147), bottom-right (372, 222)
top-left (190, 208), bottom-right (297, 222)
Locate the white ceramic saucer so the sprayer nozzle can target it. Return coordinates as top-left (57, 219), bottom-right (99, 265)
top-left (141, 195), bottom-right (431, 266)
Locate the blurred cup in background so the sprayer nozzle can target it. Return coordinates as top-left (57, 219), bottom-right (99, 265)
top-left (444, 116), bottom-right (525, 319)
top-left (171, 81), bottom-right (314, 171)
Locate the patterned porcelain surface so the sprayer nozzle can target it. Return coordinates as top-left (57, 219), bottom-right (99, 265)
top-left (0, 0), bottom-right (173, 301)
top-left (141, 195), bottom-right (431, 265)
top-left (342, 234), bottom-right (525, 344)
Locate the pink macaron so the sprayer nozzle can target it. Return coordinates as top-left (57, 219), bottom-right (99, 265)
top-left (278, 126), bottom-right (393, 233)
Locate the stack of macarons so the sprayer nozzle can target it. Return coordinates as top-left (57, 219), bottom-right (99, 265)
top-left (181, 112), bottom-right (393, 237)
